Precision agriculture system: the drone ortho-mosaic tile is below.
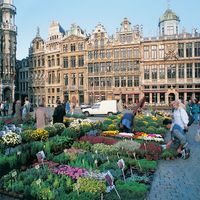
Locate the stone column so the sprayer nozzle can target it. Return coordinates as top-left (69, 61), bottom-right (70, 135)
top-left (157, 93), bottom-right (160, 104)
top-left (165, 93), bottom-right (168, 105)
top-left (150, 93), bottom-right (152, 104)
top-left (184, 92), bottom-right (187, 101)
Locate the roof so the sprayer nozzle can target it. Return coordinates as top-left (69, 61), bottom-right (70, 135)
top-left (159, 9), bottom-right (180, 25)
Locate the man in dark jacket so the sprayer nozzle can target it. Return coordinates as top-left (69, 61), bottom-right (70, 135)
top-left (53, 100), bottom-right (66, 123)
top-left (120, 113), bottom-right (135, 133)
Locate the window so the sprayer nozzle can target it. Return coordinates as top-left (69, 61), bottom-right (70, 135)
top-left (94, 40), bottom-right (98, 49)
top-left (134, 76), bottom-right (139, 86)
top-left (178, 64), bottom-right (184, 78)
top-left (100, 39), bottom-right (104, 48)
top-left (120, 34), bottom-right (126, 43)
top-left (151, 45), bottom-right (157, 59)
top-left (186, 43), bottom-right (192, 57)
top-left (195, 63), bottom-right (200, 78)
top-left (186, 63), bottom-right (193, 78)
top-left (88, 51), bottom-right (93, 60)
top-left (57, 55), bottom-right (60, 66)
top-left (127, 34), bottom-right (132, 43)
top-left (121, 77), bottom-right (126, 87)
top-left (63, 44), bottom-right (68, 52)
top-left (70, 56), bottom-right (76, 68)
top-left (42, 56), bottom-right (45, 66)
top-left (114, 61), bottom-right (119, 71)
top-left (38, 57), bottom-right (40, 67)
top-left (52, 71), bottom-right (55, 84)
top-left (127, 61), bottom-right (133, 71)
top-left (144, 66), bottom-right (150, 80)
top-left (115, 77), bottom-right (120, 87)
top-left (64, 74), bottom-right (68, 86)
top-left (63, 57), bottom-right (68, 68)
top-left (52, 88), bottom-right (55, 93)
top-left (133, 47), bottom-right (139, 58)
top-left (71, 43), bottom-right (76, 52)
top-left (94, 77), bottom-right (99, 86)
top-left (79, 74), bottom-right (84, 85)
top-left (99, 50), bottom-right (105, 58)
top-left (88, 63), bottom-right (93, 73)
top-left (120, 48), bottom-right (126, 58)
top-left (100, 77), bottom-right (106, 87)
top-left (106, 77), bottom-right (112, 87)
top-left (127, 48), bottom-right (132, 58)
top-left (167, 26), bottom-right (174, 35)
top-left (159, 44), bottom-right (164, 59)
top-left (195, 42), bottom-right (200, 57)
top-left (88, 77), bottom-right (94, 87)
top-left (106, 49), bottom-right (112, 58)
top-left (159, 65), bottom-right (165, 79)
top-left (78, 55), bottom-right (84, 67)
top-left (57, 88), bottom-right (60, 93)
top-left (48, 73), bottom-right (51, 84)
top-left (151, 65), bottom-right (157, 79)
top-left (94, 63), bottom-right (100, 73)
top-left (144, 46), bottom-right (149, 60)
top-left (160, 85), bottom-right (165, 88)
top-left (128, 76), bottom-right (132, 87)
top-left (167, 64), bottom-right (176, 79)
top-left (178, 43), bottom-right (184, 57)
top-left (92, 103), bottom-right (100, 109)
top-left (78, 43), bottom-right (84, 51)
top-left (134, 60), bottom-right (139, 71)
top-left (100, 62), bottom-right (105, 72)
top-left (72, 73), bottom-right (76, 85)
top-left (94, 50), bottom-right (98, 59)
top-left (106, 62), bottom-right (112, 72)
top-left (52, 55), bottom-right (55, 66)
top-left (114, 49), bottom-right (119, 58)
top-left (120, 61), bottom-right (126, 71)
top-left (57, 73), bottom-right (60, 83)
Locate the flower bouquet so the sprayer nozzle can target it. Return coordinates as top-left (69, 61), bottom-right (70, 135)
top-left (2, 132), bottom-right (21, 147)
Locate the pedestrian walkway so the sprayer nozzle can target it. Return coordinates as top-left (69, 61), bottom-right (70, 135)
top-left (148, 124), bottom-right (200, 200)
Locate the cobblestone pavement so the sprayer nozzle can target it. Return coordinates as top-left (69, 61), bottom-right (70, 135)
top-left (148, 124), bottom-right (200, 200)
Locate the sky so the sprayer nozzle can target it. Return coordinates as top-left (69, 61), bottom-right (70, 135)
top-left (13, 0), bottom-right (200, 60)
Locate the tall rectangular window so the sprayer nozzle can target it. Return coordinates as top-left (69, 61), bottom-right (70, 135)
top-left (128, 76), bottom-right (133, 87)
top-left (114, 49), bottom-right (119, 58)
top-left (72, 73), bottom-right (76, 85)
top-left (195, 63), bottom-right (200, 78)
top-left (144, 46), bottom-right (149, 60)
top-left (186, 63), bottom-right (193, 78)
top-left (134, 76), bottom-right (139, 86)
top-left (94, 77), bottom-right (99, 86)
top-left (70, 56), bottom-right (76, 68)
top-left (63, 57), bottom-right (68, 68)
top-left (120, 61), bottom-right (126, 71)
top-left (115, 77), bottom-right (120, 87)
top-left (127, 48), bottom-right (132, 58)
top-left (94, 50), bottom-right (98, 59)
top-left (151, 65), bottom-right (157, 79)
top-left (114, 61), bottom-right (119, 71)
top-left (178, 43), bottom-right (184, 57)
top-left (134, 47), bottom-right (139, 58)
top-left (106, 49), bottom-right (112, 58)
top-left (88, 51), bottom-right (93, 60)
top-left (64, 74), bottom-right (68, 86)
top-left (71, 43), bottom-right (76, 52)
top-left (151, 45), bottom-right (157, 59)
top-left (94, 63), bottom-right (100, 73)
top-left (78, 55), bottom-right (84, 67)
top-left (99, 50), bottom-right (105, 58)
top-left (186, 43), bottom-right (192, 57)
top-left (178, 64), bottom-right (184, 78)
top-left (167, 64), bottom-right (176, 79)
top-left (100, 62), bottom-right (105, 72)
top-left (127, 61), bottom-right (133, 71)
top-left (106, 62), bottom-right (112, 72)
top-left (144, 65), bottom-right (150, 80)
top-left (159, 65), bottom-right (165, 79)
top-left (120, 48), bottom-right (126, 58)
top-left (121, 77), bottom-right (126, 87)
top-left (194, 42), bottom-right (200, 57)
top-left (159, 44), bottom-right (164, 59)
top-left (88, 63), bottom-right (93, 73)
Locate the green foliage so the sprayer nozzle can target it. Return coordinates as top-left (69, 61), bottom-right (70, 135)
top-left (52, 153), bottom-right (69, 164)
top-left (72, 141), bottom-right (92, 151)
top-left (62, 127), bottom-right (79, 139)
top-left (91, 143), bottom-right (120, 155)
top-left (73, 177), bottom-right (106, 194)
top-left (161, 149), bottom-right (178, 159)
top-left (66, 191), bottom-right (100, 200)
top-left (44, 125), bottom-right (57, 137)
top-left (21, 129), bottom-right (33, 142)
top-left (53, 123), bottom-right (66, 135)
top-left (114, 140), bottom-right (140, 153)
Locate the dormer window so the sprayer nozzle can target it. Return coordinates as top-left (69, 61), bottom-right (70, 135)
top-left (36, 41), bottom-right (39, 49)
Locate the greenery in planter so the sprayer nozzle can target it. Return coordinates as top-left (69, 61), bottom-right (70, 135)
top-left (52, 152), bottom-right (70, 164)
top-left (53, 123), bottom-right (66, 135)
top-left (21, 129), bottom-right (33, 142)
top-left (161, 149), bottom-right (178, 159)
top-left (114, 140), bottom-right (140, 153)
top-left (91, 143), bottom-right (120, 155)
top-left (62, 127), bottom-right (80, 139)
top-left (73, 177), bottom-right (106, 194)
top-left (44, 125), bottom-right (57, 137)
top-left (72, 141), bottom-right (92, 151)
top-left (69, 156), bottom-right (94, 170)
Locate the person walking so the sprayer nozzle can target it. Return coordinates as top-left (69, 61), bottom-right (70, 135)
top-left (65, 100), bottom-right (70, 114)
top-left (53, 100), bottom-right (66, 123)
top-left (35, 103), bottom-right (50, 129)
top-left (71, 102), bottom-right (76, 115)
top-left (191, 99), bottom-right (199, 124)
top-left (22, 97), bottom-right (31, 121)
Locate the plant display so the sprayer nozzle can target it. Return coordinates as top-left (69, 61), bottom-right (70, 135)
top-left (114, 140), bottom-right (140, 153)
top-left (133, 132), bottom-right (164, 142)
top-left (79, 136), bottom-right (117, 145)
top-left (53, 123), bottom-right (66, 135)
top-left (2, 132), bottom-right (21, 147)
top-left (73, 177), bottom-right (106, 194)
top-left (52, 165), bottom-right (87, 179)
top-left (21, 129), bottom-right (33, 142)
top-left (44, 125), bottom-right (57, 137)
top-left (139, 142), bottom-right (162, 160)
top-left (102, 130), bottom-right (119, 136)
top-left (62, 127), bottom-right (79, 139)
top-left (52, 153), bottom-right (69, 164)
top-left (161, 149), bottom-right (178, 160)
top-left (126, 174), bottom-right (150, 184)
top-left (72, 141), bottom-right (92, 151)
top-left (30, 129), bottom-right (49, 141)
top-left (91, 143), bottom-right (120, 155)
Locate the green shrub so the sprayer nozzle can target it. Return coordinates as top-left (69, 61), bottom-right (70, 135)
top-left (91, 143), bottom-right (120, 155)
top-left (72, 141), bottom-right (92, 151)
top-left (114, 140), bottom-right (140, 153)
top-left (44, 125), bottom-right (57, 137)
top-left (73, 177), bottom-right (106, 194)
top-left (21, 129), bottom-right (33, 142)
top-left (53, 123), bottom-right (66, 135)
top-left (52, 153), bottom-right (69, 164)
top-left (62, 128), bottom-right (80, 139)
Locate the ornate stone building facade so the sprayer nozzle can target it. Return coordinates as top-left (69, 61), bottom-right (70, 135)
top-left (17, 8), bottom-right (200, 107)
top-left (0, 0), bottom-right (17, 102)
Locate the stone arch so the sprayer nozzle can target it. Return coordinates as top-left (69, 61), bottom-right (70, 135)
top-left (3, 87), bottom-right (12, 102)
top-left (166, 88), bottom-right (178, 105)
